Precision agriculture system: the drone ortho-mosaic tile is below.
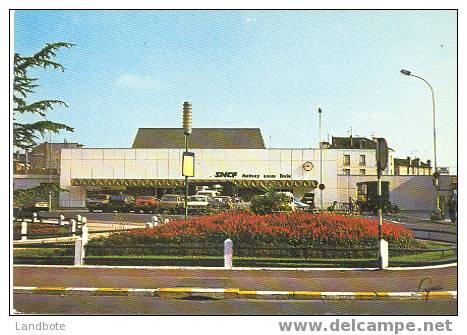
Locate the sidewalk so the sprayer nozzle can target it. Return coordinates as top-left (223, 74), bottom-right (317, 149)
top-left (385, 211), bottom-right (456, 225)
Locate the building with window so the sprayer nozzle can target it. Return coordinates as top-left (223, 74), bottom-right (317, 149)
top-left (394, 157), bottom-right (432, 176)
top-left (56, 129), bottom-right (452, 211)
top-left (29, 141), bottom-right (84, 174)
top-left (329, 136), bottom-right (395, 176)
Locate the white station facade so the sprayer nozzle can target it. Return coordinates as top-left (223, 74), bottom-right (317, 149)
top-left (58, 128), bottom-right (453, 211)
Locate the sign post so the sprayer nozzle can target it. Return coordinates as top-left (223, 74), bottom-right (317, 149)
top-left (375, 138), bottom-right (388, 269)
top-left (182, 101), bottom-right (193, 220)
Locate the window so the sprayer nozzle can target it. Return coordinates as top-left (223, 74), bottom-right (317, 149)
top-left (359, 169), bottom-right (365, 175)
top-left (359, 154), bottom-right (366, 166)
top-left (343, 169), bottom-right (350, 175)
top-left (343, 154), bottom-right (350, 166)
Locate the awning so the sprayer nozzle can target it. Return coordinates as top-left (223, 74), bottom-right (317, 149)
top-left (71, 178), bottom-right (318, 189)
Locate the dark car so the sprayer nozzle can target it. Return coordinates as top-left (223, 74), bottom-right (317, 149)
top-left (159, 194), bottom-right (184, 214)
top-left (86, 194), bottom-right (111, 212)
top-left (356, 181), bottom-right (398, 213)
top-left (300, 192), bottom-right (315, 208)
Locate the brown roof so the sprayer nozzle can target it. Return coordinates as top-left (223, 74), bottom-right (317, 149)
top-left (132, 128), bottom-right (265, 149)
top-left (331, 136), bottom-right (376, 149)
top-left (394, 158), bottom-right (431, 168)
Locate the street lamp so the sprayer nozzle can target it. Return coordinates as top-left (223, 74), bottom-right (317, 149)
top-left (182, 101), bottom-right (193, 220)
top-left (318, 108), bottom-right (323, 209)
top-left (400, 69), bottom-right (441, 218)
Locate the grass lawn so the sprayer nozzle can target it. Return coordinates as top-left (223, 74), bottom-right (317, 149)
top-left (13, 239), bottom-right (456, 267)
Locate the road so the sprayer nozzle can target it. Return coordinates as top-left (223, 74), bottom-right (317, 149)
top-left (13, 294), bottom-right (457, 315)
top-left (14, 265), bottom-right (457, 293)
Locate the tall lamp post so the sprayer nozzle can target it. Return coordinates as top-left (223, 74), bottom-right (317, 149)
top-left (48, 128), bottom-right (52, 212)
top-left (182, 101), bottom-right (193, 220)
top-left (318, 108), bottom-right (323, 209)
top-left (400, 69), bottom-right (441, 218)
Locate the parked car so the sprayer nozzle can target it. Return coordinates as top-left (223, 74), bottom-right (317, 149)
top-left (22, 198), bottom-right (49, 212)
top-left (159, 194), bottom-right (184, 214)
top-left (187, 195), bottom-right (211, 214)
top-left (209, 196), bottom-right (235, 211)
top-left (293, 198), bottom-right (310, 212)
top-left (196, 190), bottom-right (220, 198)
top-left (133, 196), bottom-right (160, 213)
top-left (86, 194), bottom-right (111, 212)
top-left (356, 181), bottom-right (395, 213)
top-left (300, 192), bottom-right (315, 208)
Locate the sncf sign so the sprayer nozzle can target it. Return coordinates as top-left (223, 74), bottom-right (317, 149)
top-left (215, 172), bottom-right (238, 178)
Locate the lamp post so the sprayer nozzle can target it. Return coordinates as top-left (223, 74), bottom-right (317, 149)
top-left (48, 129), bottom-right (52, 212)
top-left (318, 108), bottom-right (323, 209)
top-left (400, 69), bottom-right (441, 218)
top-left (182, 101), bottom-right (193, 220)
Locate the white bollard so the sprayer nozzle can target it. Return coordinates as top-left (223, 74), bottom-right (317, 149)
top-left (164, 218), bottom-right (169, 224)
top-left (58, 215), bottom-right (65, 226)
top-left (70, 219), bottom-right (77, 237)
top-left (145, 222), bottom-right (153, 229)
top-left (21, 221), bottom-right (28, 241)
top-left (74, 237), bottom-right (84, 266)
top-left (81, 224), bottom-right (89, 245)
top-left (151, 216), bottom-right (159, 226)
top-left (224, 239), bottom-right (233, 268)
top-left (32, 212), bottom-right (39, 223)
top-left (379, 239), bottom-right (389, 269)
top-left (80, 216), bottom-right (87, 229)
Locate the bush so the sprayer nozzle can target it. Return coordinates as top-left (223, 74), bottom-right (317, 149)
top-left (12, 222), bottom-right (71, 240)
top-left (250, 189), bottom-right (291, 214)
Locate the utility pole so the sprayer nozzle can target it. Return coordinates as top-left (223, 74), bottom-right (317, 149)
top-left (318, 108), bottom-right (323, 209)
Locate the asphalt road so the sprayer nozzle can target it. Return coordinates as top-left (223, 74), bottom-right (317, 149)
top-left (13, 293), bottom-right (457, 315)
top-left (13, 266), bottom-right (457, 292)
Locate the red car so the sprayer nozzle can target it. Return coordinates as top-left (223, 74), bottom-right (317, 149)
top-left (133, 196), bottom-right (160, 213)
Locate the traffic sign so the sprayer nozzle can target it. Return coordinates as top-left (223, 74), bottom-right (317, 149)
top-left (375, 138), bottom-right (388, 171)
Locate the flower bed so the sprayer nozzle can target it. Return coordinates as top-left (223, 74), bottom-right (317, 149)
top-left (12, 222), bottom-right (70, 240)
top-left (87, 211), bottom-right (421, 258)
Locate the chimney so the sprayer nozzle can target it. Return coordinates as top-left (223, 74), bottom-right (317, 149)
top-left (407, 156), bottom-right (411, 174)
top-left (349, 135), bottom-right (353, 147)
top-left (427, 159), bottom-right (431, 167)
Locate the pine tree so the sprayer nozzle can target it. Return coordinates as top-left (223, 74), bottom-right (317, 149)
top-left (13, 42), bottom-right (74, 149)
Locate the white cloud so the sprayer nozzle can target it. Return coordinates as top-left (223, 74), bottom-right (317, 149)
top-left (113, 73), bottom-right (161, 91)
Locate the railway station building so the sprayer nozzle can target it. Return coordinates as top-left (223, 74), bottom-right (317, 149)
top-left (58, 128), bottom-right (455, 211)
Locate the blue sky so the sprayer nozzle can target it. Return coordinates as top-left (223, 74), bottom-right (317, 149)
top-left (14, 10), bottom-right (457, 172)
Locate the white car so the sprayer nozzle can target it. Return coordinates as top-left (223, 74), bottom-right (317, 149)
top-left (187, 195), bottom-right (211, 213)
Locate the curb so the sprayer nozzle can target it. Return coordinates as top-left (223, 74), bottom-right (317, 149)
top-left (13, 263), bottom-right (457, 271)
top-left (13, 287), bottom-right (457, 301)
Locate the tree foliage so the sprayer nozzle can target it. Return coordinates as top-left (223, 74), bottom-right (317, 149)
top-left (250, 189), bottom-right (292, 215)
top-left (13, 182), bottom-right (67, 208)
top-left (13, 42), bottom-right (75, 149)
